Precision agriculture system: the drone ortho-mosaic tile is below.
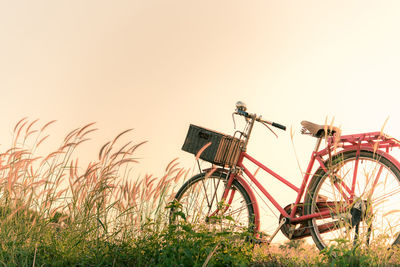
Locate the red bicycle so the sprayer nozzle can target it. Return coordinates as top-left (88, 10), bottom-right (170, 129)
top-left (174, 101), bottom-right (400, 250)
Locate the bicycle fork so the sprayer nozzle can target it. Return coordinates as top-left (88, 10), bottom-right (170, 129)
top-left (205, 178), bottom-right (237, 220)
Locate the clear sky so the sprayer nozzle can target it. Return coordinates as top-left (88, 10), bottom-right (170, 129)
top-left (2, 0), bottom-right (400, 240)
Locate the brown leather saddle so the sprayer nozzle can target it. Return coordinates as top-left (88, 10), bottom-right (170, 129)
top-left (301, 121), bottom-right (341, 138)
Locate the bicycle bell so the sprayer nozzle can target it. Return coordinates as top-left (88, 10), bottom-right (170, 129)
top-left (236, 101), bottom-right (247, 112)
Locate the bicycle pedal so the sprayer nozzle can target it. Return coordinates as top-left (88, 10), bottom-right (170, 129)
top-left (252, 231), bottom-right (270, 244)
top-left (251, 237), bottom-right (269, 245)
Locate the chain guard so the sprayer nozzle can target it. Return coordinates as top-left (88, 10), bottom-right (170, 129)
top-left (280, 201), bottom-right (345, 240)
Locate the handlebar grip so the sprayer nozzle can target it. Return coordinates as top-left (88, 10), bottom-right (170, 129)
top-left (272, 122), bottom-right (286, 131)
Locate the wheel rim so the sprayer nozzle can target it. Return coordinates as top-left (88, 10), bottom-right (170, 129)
top-left (311, 154), bottom-right (400, 248)
top-left (174, 174), bottom-right (253, 232)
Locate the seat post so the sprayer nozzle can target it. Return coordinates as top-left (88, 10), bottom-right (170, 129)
top-left (314, 137), bottom-right (322, 152)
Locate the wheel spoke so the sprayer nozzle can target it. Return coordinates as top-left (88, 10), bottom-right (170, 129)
top-left (200, 178), bottom-right (212, 214)
top-left (307, 150), bottom-right (400, 250)
top-left (171, 172), bottom-right (255, 235)
top-left (368, 164), bottom-right (384, 197)
top-left (211, 175), bottom-right (222, 209)
top-left (351, 155), bottom-right (360, 196)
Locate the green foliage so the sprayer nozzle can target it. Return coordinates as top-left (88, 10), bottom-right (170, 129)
top-left (320, 239), bottom-right (370, 267)
top-left (133, 219), bottom-right (254, 267)
top-left (0, 208), bottom-right (255, 266)
top-left (318, 238), bottom-right (399, 267)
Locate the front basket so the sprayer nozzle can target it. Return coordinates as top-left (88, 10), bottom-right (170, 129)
top-left (182, 124), bottom-right (243, 167)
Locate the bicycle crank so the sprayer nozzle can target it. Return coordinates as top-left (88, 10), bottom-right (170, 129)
top-left (280, 204), bottom-right (309, 240)
top-left (280, 201), bottom-right (347, 240)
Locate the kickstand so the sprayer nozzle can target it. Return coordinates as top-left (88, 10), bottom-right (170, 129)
top-left (268, 218), bottom-right (287, 244)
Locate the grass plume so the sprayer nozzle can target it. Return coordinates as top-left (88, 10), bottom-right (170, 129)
top-left (0, 119), bottom-right (187, 265)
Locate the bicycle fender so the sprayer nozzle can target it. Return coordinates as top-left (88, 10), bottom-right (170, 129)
top-left (234, 175), bottom-right (261, 232)
top-left (340, 146), bottom-right (400, 172)
top-left (307, 146), bottom-right (400, 195)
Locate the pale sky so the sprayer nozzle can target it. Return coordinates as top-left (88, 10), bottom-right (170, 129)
top-left (2, 0), bottom-right (400, 240)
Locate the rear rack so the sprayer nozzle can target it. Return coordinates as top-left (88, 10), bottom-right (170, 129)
top-left (329, 132), bottom-right (400, 151)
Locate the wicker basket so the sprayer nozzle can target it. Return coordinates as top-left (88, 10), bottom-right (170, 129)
top-left (182, 124), bottom-right (243, 167)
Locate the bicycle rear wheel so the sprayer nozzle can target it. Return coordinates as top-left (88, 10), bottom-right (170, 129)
top-left (305, 150), bottom-right (400, 250)
top-left (171, 171), bottom-right (256, 233)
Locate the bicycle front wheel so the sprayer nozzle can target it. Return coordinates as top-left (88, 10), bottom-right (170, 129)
top-left (305, 150), bottom-right (400, 250)
top-left (171, 171), bottom-right (256, 233)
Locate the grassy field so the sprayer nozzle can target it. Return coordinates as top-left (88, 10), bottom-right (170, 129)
top-left (1, 119), bottom-right (399, 266)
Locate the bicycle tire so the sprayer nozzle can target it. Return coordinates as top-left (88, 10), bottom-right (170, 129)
top-left (305, 150), bottom-right (400, 250)
top-left (171, 171), bottom-right (256, 234)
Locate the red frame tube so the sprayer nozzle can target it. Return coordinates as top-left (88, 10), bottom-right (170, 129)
top-left (221, 131), bottom-right (400, 227)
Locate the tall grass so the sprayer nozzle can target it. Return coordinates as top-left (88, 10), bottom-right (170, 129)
top-left (0, 119), bottom-right (260, 266)
top-left (0, 119), bottom-right (192, 266)
top-left (2, 118), bottom-right (400, 266)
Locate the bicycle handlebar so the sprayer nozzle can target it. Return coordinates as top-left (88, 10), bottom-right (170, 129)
top-left (272, 122), bottom-right (286, 131)
top-left (235, 110), bottom-right (286, 131)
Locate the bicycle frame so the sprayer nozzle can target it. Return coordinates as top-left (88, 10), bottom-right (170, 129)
top-left (220, 131), bottom-right (400, 234)
top-left (180, 103), bottom-right (400, 245)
